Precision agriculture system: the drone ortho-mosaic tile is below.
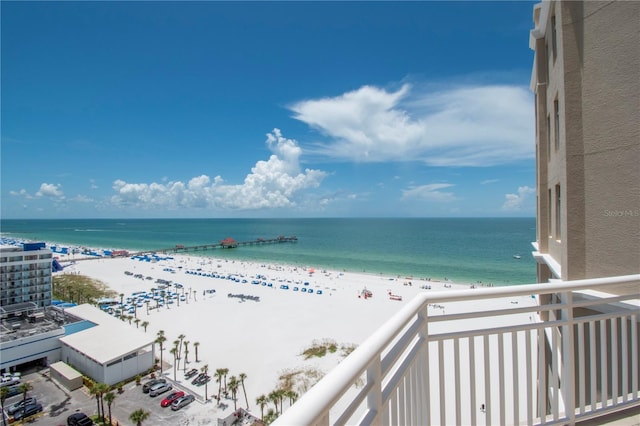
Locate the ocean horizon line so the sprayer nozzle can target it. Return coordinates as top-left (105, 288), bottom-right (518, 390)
top-left (1, 217), bottom-right (537, 286)
top-left (1, 216), bottom-right (535, 221)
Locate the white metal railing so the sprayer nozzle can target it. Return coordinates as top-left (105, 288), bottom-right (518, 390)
top-left (274, 274), bottom-right (640, 426)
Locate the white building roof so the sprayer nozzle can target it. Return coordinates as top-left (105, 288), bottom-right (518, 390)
top-left (59, 304), bottom-right (155, 365)
top-left (50, 361), bottom-right (83, 380)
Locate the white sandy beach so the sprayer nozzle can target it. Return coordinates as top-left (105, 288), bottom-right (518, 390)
top-left (53, 250), bottom-right (538, 424)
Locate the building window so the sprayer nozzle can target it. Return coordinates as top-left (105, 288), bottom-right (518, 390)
top-left (545, 43), bottom-right (550, 82)
top-left (554, 99), bottom-right (560, 151)
top-left (124, 352), bottom-right (137, 361)
top-left (555, 184), bottom-right (561, 240)
top-left (548, 189), bottom-right (552, 237)
top-left (547, 114), bottom-right (551, 159)
top-left (534, 95), bottom-right (538, 137)
top-left (551, 15), bottom-right (557, 62)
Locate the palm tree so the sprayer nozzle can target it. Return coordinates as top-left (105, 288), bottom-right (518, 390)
top-left (141, 320), bottom-right (149, 332)
top-left (284, 389), bottom-right (298, 407)
top-left (89, 382), bottom-right (102, 419)
top-left (215, 369), bottom-right (225, 401)
top-left (98, 383), bottom-right (109, 421)
top-left (104, 391), bottom-right (116, 426)
top-left (1, 386), bottom-right (10, 426)
top-left (222, 368), bottom-right (229, 394)
top-left (256, 394), bottom-right (267, 421)
top-left (239, 372), bottom-right (249, 409)
top-left (193, 341), bottom-right (200, 362)
top-left (268, 390), bottom-right (280, 415)
top-left (155, 330), bottom-right (166, 373)
top-left (134, 318), bottom-right (140, 328)
top-left (18, 382), bottom-right (33, 419)
top-left (183, 342), bottom-right (190, 372)
top-left (127, 315), bottom-right (133, 325)
top-left (173, 340), bottom-right (180, 359)
top-left (228, 376), bottom-right (239, 410)
top-left (201, 364), bottom-right (209, 400)
top-left (129, 408), bottom-right (150, 426)
top-left (119, 293), bottom-right (124, 305)
top-left (278, 388), bottom-right (286, 414)
top-left (177, 334), bottom-right (186, 359)
top-left (169, 347), bottom-right (178, 380)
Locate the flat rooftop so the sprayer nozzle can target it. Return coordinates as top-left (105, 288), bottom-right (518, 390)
top-left (60, 304), bottom-right (155, 365)
top-left (1, 303), bottom-right (84, 343)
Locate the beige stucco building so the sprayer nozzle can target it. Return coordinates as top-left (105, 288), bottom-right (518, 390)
top-left (530, 0), bottom-right (639, 283)
top-left (529, 2), bottom-right (640, 421)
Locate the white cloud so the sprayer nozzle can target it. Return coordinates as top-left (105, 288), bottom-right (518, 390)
top-left (110, 129), bottom-right (327, 211)
top-left (290, 83), bottom-right (534, 166)
top-left (502, 186), bottom-right (536, 211)
top-left (9, 189), bottom-right (32, 199)
top-left (481, 179), bottom-right (499, 185)
top-left (35, 183), bottom-right (64, 199)
top-left (401, 183), bottom-right (456, 202)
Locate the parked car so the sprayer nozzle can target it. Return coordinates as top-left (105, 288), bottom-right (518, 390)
top-left (170, 394), bottom-right (195, 411)
top-left (0, 375), bottom-right (20, 387)
top-left (161, 390), bottom-right (185, 407)
top-left (67, 412), bottom-right (95, 426)
top-left (142, 378), bottom-right (166, 393)
top-left (12, 402), bottom-right (43, 421)
top-left (3, 384), bottom-right (21, 398)
top-left (7, 397), bottom-right (37, 415)
top-left (149, 381), bottom-right (172, 397)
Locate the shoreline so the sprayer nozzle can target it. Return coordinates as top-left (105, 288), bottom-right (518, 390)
top-left (0, 225), bottom-right (534, 286)
top-left (7, 234), bottom-right (501, 289)
top-left (7, 236), bottom-right (538, 422)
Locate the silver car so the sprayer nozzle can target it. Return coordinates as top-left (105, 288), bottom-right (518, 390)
top-left (171, 394), bottom-right (195, 410)
top-left (149, 381), bottom-right (172, 397)
top-left (7, 397), bottom-right (36, 415)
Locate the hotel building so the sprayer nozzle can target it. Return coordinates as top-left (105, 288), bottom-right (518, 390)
top-left (0, 242), bottom-right (53, 309)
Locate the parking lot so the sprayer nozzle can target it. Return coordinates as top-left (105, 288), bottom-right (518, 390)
top-left (2, 368), bottom-right (219, 425)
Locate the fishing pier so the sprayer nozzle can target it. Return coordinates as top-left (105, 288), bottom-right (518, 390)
top-left (125, 235), bottom-right (298, 257)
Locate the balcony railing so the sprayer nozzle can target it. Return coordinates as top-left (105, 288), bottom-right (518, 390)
top-left (275, 274), bottom-right (640, 426)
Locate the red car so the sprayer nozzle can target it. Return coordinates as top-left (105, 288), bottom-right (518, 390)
top-left (161, 391), bottom-right (185, 407)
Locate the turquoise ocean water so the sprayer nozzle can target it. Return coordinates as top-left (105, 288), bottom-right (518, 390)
top-left (0, 218), bottom-right (537, 285)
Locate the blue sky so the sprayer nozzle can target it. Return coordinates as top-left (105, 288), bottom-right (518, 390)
top-left (1, 1), bottom-right (537, 219)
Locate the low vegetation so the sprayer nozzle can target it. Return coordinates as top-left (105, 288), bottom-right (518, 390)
top-left (53, 274), bottom-right (115, 304)
top-left (278, 367), bottom-right (324, 394)
top-left (301, 339), bottom-right (357, 360)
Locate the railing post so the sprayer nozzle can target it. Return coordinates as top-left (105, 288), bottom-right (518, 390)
top-left (561, 290), bottom-right (576, 423)
top-left (418, 305), bottom-right (431, 426)
top-left (367, 357), bottom-right (383, 426)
